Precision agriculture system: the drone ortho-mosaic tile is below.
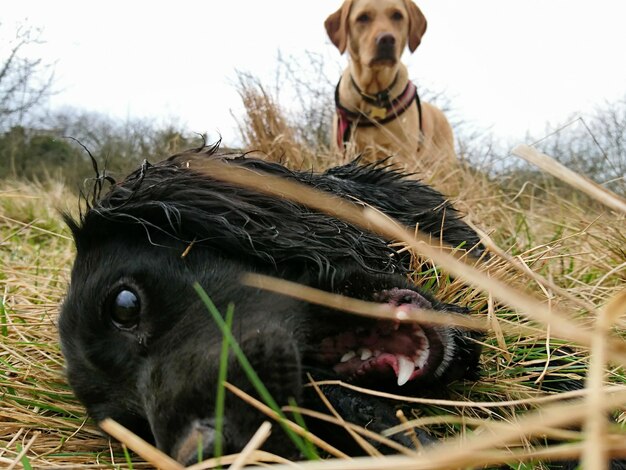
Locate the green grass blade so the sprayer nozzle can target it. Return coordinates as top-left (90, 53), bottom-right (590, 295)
top-left (288, 397), bottom-right (317, 458)
top-left (0, 298), bottom-right (8, 337)
top-left (193, 282), bottom-right (318, 460)
top-left (213, 303), bottom-right (234, 468)
top-left (121, 444), bottom-right (134, 469)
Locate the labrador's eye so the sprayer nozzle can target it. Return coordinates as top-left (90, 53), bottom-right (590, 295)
top-left (110, 288), bottom-right (141, 329)
top-left (391, 11), bottom-right (403, 21)
top-left (356, 13), bottom-right (371, 23)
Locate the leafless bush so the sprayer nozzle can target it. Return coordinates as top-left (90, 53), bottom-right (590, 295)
top-left (0, 23), bottom-right (55, 131)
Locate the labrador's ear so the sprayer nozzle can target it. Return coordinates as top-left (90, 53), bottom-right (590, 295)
top-left (325, 0), bottom-right (352, 54)
top-left (404, 0), bottom-right (427, 52)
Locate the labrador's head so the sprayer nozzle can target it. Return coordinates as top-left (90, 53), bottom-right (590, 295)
top-left (325, 0), bottom-right (427, 66)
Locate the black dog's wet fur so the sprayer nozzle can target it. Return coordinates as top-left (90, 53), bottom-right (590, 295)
top-left (60, 146), bottom-right (612, 467)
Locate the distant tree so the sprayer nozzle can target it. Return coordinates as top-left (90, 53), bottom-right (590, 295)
top-left (0, 108), bottom-right (203, 187)
top-left (234, 50), bottom-right (337, 162)
top-left (0, 23), bottom-right (55, 132)
top-left (0, 125), bottom-right (85, 182)
top-left (273, 50), bottom-right (336, 152)
top-left (44, 109), bottom-right (202, 174)
top-left (531, 96), bottom-right (626, 195)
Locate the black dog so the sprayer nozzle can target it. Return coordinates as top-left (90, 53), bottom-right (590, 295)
top-left (59, 146), bottom-right (484, 463)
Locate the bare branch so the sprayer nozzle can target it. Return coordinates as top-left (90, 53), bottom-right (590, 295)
top-left (0, 22), bottom-right (56, 129)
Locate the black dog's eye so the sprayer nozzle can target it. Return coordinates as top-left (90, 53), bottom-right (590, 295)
top-left (110, 288), bottom-right (141, 329)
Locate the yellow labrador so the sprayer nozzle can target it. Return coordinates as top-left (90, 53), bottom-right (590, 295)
top-left (326, 0), bottom-right (456, 169)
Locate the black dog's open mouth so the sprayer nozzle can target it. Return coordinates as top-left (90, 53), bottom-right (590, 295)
top-left (313, 287), bottom-right (447, 387)
top-left (316, 320), bottom-right (444, 386)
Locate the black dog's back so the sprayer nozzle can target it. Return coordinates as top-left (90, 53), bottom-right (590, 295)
top-left (60, 148), bottom-right (485, 463)
top-left (164, 150), bottom-right (486, 269)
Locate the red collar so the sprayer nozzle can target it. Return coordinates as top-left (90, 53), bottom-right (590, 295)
top-left (335, 78), bottom-right (422, 149)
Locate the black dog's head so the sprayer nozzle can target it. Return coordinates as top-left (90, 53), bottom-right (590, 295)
top-left (60, 149), bottom-right (483, 463)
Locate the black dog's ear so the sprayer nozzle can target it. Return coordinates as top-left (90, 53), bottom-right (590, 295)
top-left (62, 213), bottom-right (81, 243)
top-left (62, 212), bottom-right (91, 254)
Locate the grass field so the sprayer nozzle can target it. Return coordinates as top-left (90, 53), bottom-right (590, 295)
top-left (1, 96), bottom-right (625, 469)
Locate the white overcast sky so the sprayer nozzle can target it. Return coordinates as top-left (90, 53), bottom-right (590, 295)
top-left (4, 0), bottom-right (626, 147)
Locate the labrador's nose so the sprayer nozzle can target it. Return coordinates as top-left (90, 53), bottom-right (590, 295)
top-left (376, 32), bottom-right (396, 47)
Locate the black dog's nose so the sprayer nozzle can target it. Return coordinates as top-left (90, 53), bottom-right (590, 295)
top-left (376, 32), bottom-right (396, 47)
top-left (173, 419), bottom-right (227, 465)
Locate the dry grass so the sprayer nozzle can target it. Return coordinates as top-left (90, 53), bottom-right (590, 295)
top-left (1, 84), bottom-right (625, 469)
